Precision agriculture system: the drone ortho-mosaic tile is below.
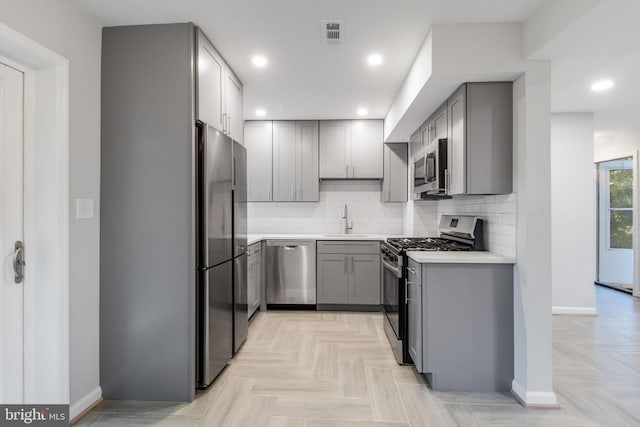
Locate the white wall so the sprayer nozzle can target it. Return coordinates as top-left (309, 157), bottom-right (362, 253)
top-left (551, 113), bottom-right (596, 314)
top-left (0, 0), bottom-right (102, 414)
top-left (512, 64), bottom-right (557, 406)
top-left (248, 181), bottom-right (404, 235)
top-left (595, 129), bottom-right (640, 162)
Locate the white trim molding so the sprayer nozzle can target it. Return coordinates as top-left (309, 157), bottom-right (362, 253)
top-left (552, 306), bottom-right (598, 316)
top-left (512, 380), bottom-right (559, 408)
top-left (0, 21), bottom-right (70, 405)
top-left (69, 386), bottom-right (102, 421)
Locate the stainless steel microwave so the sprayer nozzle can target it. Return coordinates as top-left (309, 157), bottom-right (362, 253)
top-left (413, 138), bottom-right (448, 196)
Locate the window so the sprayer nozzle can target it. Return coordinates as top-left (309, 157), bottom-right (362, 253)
top-left (609, 167), bottom-right (633, 249)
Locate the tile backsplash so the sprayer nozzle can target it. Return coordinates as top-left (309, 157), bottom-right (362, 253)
top-left (437, 194), bottom-right (517, 256)
top-left (248, 182), bottom-right (516, 256)
top-left (248, 181), bottom-right (405, 235)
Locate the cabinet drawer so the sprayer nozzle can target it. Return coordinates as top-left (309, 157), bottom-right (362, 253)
top-left (317, 241), bottom-right (380, 255)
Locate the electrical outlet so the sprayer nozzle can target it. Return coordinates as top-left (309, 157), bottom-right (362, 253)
top-left (75, 198), bottom-right (94, 219)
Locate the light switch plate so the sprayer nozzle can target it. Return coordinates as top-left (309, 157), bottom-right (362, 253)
top-left (75, 198), bottom-right (94, 219)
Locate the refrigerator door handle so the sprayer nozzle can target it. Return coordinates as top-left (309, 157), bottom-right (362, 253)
top-left (233, 156), bottom-right (236, 189)
top-left (196, 120), bottom-right (209, 266)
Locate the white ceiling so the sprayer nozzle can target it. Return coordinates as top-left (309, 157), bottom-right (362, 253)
top-left (534, 0), bottom-right (640, 133)
top-left (74, 0), bottom-right (548, 120)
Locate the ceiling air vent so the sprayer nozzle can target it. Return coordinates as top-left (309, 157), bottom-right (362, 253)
top-left (322, 20), bottom-right (343, 44)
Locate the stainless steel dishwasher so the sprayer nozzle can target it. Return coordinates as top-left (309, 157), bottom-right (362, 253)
top-left (265, 240), bottom-right (316, 306)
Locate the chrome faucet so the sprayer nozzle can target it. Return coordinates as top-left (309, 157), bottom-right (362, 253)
top-left (342, 204), bottom-right (353, 234)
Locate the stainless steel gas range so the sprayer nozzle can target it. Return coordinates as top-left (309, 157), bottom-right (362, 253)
top-left (381, 215), bottom-right (484, 365)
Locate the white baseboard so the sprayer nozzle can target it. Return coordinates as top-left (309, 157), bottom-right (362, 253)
top-left (511, 380), bottom-right (559, 408)
top-left (552, 306), bottom-right (597, 316)
top-left (70, 386), bottom-right (102, 421)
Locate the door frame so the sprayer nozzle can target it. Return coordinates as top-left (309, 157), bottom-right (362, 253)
top-left (596, 151), bottom-right (639, 297)
top-left (0, 22), bottom-right (70, 403)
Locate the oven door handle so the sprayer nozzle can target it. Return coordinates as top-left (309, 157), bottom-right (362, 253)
top-left (381, 258), bottom-right (401, 278)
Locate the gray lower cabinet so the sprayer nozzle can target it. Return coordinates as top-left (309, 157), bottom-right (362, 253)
top-left (316, 254), bottom-right (350, 304)
top-left (350, 255), bottom-right (382, 304)
top-left (316, 241), bottom-right (381, 306)
top-left (247, 242), bottom-right (261, 317)
top-left (406, 258), bottom-right (422, 370)
top-left (382, 143), bottom-right (408, 202)
top-left (417, 262), bottom-right (514, 392)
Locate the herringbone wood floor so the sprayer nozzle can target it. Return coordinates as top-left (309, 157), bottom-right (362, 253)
top-left (79, 286), bottom-right (640, 426)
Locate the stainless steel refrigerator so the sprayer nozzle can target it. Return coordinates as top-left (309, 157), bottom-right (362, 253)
top-left (196, 122), bottom-right (234, 388)
top-left (232, 141), bottom-right (248, 354)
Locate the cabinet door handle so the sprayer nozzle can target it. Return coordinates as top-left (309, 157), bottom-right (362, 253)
top-left (407, 267), bottom-right (417, 274)
top-left (223, 112), bottom-right (227, 133)
top-left (267, 184), bottom-right (270, 200)
top-left (228, 115), bottom-right (231, 136)
top-left (352, 165), bottom-right (355, 178)
top-left (351, 256), bottom-right (355, 275)
top-left (445, 169), bottom-right (450, 194)
top-left (344, 258), bottom-right (348, 275)
top-left (345, 165), bottom-right (348, 178)
top-left (405, 280), bottom-right (409, 304)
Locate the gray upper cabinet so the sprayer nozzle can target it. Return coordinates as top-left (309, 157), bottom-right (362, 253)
top-left (245, 121), bottom-right (273, 201)
top-left (447, 86), bottom-right (466, 196)
top-left (419, 102), bottom-right (447, 153)
top-left (447, 82), bottom-right (513, 195)
top-left (225, 70), bottom-right (243, 145)
top-left (319, 120), bottom-right (383, 179)
top-left (248, 120), bottom-right (319, 202)
top-left (382, 143), bottom-right (408, 202)
top-left (351, 120), bottom-right (384, 178)
top-left (316, 241), bottom-right (380, 305)
top-left (196, 29), bottom-right (224, 133)
top-left (296, 121), bottom-right (319, 201)
top-left (430, 102), bottom-right (448, 145)
top-left (272, 121), bottom-right (297, 201)
top-left (410, 128), bottom-right (422, 158)
top-left (319, 120), bottom-right (350, 178)
top-left (196, 29), bottom-right (243, 142)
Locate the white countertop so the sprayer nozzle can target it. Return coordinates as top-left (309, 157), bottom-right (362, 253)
top-left (407, 251), bottom-right (516, 264)
top-left (248, 233), bottom-right (403, 246)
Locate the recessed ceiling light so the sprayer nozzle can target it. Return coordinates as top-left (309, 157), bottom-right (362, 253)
top-left (251, 55), bottom-right (268, 68)
top-left (367, 53), bottom-right (383, 67)
top-left (591, 80), bottom-right (614, 92)
top-left (255, 108), bottom-right (266, 117)
top-left (357, 108), bottom-right (368, 117)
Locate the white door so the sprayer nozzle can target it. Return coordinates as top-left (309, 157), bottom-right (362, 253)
top-left (598, 159), bottom-right (633, 286)
top-left (0, 62), bottom-right (25, 403)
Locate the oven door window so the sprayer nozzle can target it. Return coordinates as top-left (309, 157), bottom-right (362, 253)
top-left (382, 264), bottom-right (401, 339)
